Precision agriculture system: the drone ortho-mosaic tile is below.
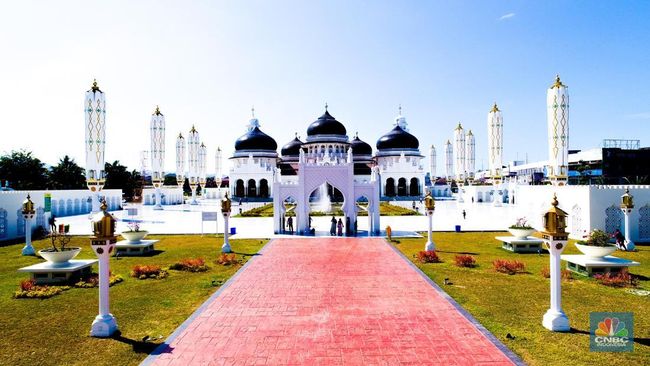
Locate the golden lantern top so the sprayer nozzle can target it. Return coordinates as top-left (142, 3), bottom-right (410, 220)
top-left (21, 194), bottom-right (35, 215)
top-left (154, 105), bottom-right (162, 115)
top-left (454, 122), bottom-right (463, 131)
top-left (550, 74), bottom-right (566, 89)
top-left (91, 200), bottom-right (117, 239)
top-left (490, 102), bottom-right (500, 113)
top-left (621, 188), bottom-right (634, 209)
top-left (541, 193), bottom-right (568, 236)
top-left (221, 192), bottom-right (231, 213)
top-left (424, 191), bottom-right (435, 211)
top-left (90, 79), bottom-right (101, 93)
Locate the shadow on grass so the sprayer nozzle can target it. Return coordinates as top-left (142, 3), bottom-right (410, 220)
top-left (436, 250), bottom-right (479, 256)
top-left (114, 250), bottom-right (164, 259)
top-left (110, 331), bottom-right (164, 354)
top-left (231, 251), bottom-right (261, 257)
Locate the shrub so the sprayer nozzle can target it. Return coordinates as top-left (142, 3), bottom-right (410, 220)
top-left (493, 259), bottom-right (526, 275)
top-left (130, 265), bottom-right (168, 280)
top-left (417, 250), bottom-right (441, 263)
top-left (75, 272), bottom-right (124, 288)
top-left (216, 254), bottom-right (239, 266)
top-left (594, 269), bottom-right (637, 287)
top-left (454, 255), bottom-right (477, 268)
top-left (14, 279), bottom-right (70, 299)
top-left (170, 258), bottom-right (209, 272)
top-left (540, 267), bottom-right (573, 280)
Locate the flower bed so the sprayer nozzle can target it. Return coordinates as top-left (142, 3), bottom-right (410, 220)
top-left (130, 265), bottom-right (168, 280)
top-left (493, 259), bottom-right (526, 275)
top-left (540, 266), bottom-right (573, 281)
top-left (13, 279), bottom-right (70, 299)
top-left (454, 255), bottom-right (477, 268)
top-left (216, 254), bottom-right (239, 266)
top-left (170, 258), bottom-right (209, 272)
top-left (74, 272), bottom-right (124, 288)
top-left (594, 269), bottom-right (638, 287)
top-left (417, 250), bottom-right (441, 263)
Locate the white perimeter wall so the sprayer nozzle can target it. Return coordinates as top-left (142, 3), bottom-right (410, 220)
top-left (142, 187), bottom-right (184, 205)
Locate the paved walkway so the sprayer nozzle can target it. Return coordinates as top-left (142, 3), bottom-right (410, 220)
top-left (143, 238), bottom-right (522, 365)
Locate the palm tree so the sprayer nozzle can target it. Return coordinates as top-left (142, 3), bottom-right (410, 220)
top-left (48, 155), bottom-right (86, 189)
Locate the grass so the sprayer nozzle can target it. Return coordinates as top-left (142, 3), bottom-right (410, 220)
top-left (236, 201), bottom-right (419, 217)
top-left (393, 232), bottom-right (649, 366)
top-left (0, 235), bottom-right (266, 366)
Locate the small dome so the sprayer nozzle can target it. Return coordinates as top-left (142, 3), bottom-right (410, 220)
top-left (235, 126), bottom-right (277, 151)
top-left (281, 135), bottom-right (304, 156)
top-left (351, 135), bottom-right (372, 155)
top-left (376, 125), bottom-right (419, 150)
top-left (307, 109), bottom-right (347, 136)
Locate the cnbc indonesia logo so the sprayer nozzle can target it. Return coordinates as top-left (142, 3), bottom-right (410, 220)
top-left (590, 313), bottom-right (633, 352)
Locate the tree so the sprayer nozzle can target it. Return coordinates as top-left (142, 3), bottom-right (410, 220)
top-left (0, 150), bottom-right (48, 190)
top-left (104, 161), bottom-right (140, 201)
top-left (164, 173), bottom-right (178, 186)
top-left (48, 155), bottom-right (86, 189)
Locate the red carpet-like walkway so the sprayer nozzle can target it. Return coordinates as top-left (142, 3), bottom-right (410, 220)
top-left (143, 238), bottom-right (521, 365)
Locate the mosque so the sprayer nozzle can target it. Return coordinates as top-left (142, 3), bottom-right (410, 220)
top-left (228, 106), bottom-right (426, 235)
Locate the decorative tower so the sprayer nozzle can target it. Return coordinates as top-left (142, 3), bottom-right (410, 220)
top-left (84, 79), bottom-right (106, 213)
top-left (424, 190), bottom-right (435, 251)
top-left (620, 188), bottom-right (636, 251)
top-left (221, 192), bottom-right (232, 253)
top-left (175, 133), bottom-right (186, 191)
top-left (541, 194), bottom-right (570, 332)
top-left (487, 102), bottom-right (503, 183)
top-left (187, 125), bottom-right (200, 204)
top-left (547, 75), bottom-right (569, 186)
top-left (465, 130), bottom-right (475, 182)
top-left (429, 144), bottom-right (436, 183)
top-left (21, 194), bottom-right (36, 256)
top-left (150, 106), bottom-right (165, 210)
top-left (198, 142), bottom-right (207, 198)
top-left (215, 147), bottom-right (223, 195)
top-left (453, 123), bottom-right (466, 182)
top-left (444, 140), bottom-right (453, 180)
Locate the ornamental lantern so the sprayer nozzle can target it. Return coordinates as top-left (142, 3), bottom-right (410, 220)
top-left (22, 194), bottom-right (35, 216)
top-left (84, 79), bottom-right (107, 213)
top-left (221, 192), bottom-right (232, 253)
top-left (621, 188), bottom-right (634, 209)
top-left (424, 191), bottom-right (435, 211)
top-left (91, 201), bottom-right (117, 242)
top-left (424, 189), bottom-right (436, 251)
top-left (620, 188), bottom-right (636, 251)
top-left (547, 75), bottom-right (569, 186)
top-left (21, 194), bottom-right (36, 256)
top-left (541, 194), bottom-right (568, 238)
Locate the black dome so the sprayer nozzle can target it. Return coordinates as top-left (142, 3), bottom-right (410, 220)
top-left (281, 136), bottom-right (303, 156)
top-left (376, 125), bottom-right (419, 150)
top-left (351, 135), bottom-right (372, 155)
top-left (307, 110), bottom-right (347, 136)
top-left (235, 126), bottom-right (277, 151)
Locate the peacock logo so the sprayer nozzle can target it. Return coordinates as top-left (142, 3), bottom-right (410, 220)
top-left (595, 317), bottom-right (628, 337)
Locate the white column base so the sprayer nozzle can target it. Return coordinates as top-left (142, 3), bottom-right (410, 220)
top-left (90, 313), bottom-right (118, 337)
top-left (22, 244), bottom-right (35, 256)
top-left (624, 240), bottom-right (636, 251)
top-left (221, 242), bottom-right (231, 253)
top-left (153, 205), bottom-right (164, 211)
top-left (542, 309), bottom-right (570, 332)
top-left (425, 241), bottom-right (435, 251)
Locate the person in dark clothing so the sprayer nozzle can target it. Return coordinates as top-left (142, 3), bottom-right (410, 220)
top-left (287, 216), bottom-right (294, 234)
top-left (462, 209), bottom-right (466, 220)
top-left (613, 229), bottom-right (626, 251)
top-left (330, 216), bottom-right (337, 236)
top-left (48, 214), bottom-right (56, 233)
top-left (337, 218), bottom-right (344, 236)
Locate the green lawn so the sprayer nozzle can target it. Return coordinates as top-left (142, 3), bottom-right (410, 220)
top-left (0, 235), bottom-right (267, 366)
top-left (393, 233), bottom-right (649, 366)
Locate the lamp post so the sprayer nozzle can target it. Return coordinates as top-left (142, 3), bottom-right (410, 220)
top-left (541, 193), bottom-right (570, 332)
top-left (424, 190), bottom-right (435, 251)
top-left (620, 188), bottom-right (636, 251)
top-left (21, 194), bottom-right (36, 256)
top-left (89, 200), bottom-right (118, 337)
top-left (150, 106), bottom-right (165, 210)
top-left (221, 192), bottom-right (232, 253)
top-left (84, 79), bottom-right (106, 213)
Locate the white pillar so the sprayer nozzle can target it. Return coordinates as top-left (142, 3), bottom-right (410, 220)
top-left (154, 186), bottom-right (163, 210)
top-left (222, 212), bottom-right (231, 253)
top-left (425, 210), bottom-right (435, 251)
top-left (90, 239), bottom-right (118, 337)
top-left (622, 209), bottom-right (636, 251)
top-left (542, 236), bottom-right (570, 332)
top-left (493, 185), bottom-right (502, 207)
top-left (91, 192), bottom-right (101, 213)
top-left (22, 216), bottom-right (35, 256)
top-left (190, 185), bottom-right (198, 205)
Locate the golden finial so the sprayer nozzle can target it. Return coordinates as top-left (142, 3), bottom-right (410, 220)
top-left (398, 104), bottom-right (402, 116)
top-left (91, 79), bottom-right (100, 92)
top-left (200, 142), bottom-right (206, 148)
top-left (467, 129), bottom-right (474, 136)
top-left (551, 74), bottom-right (565, 89)
top-left (154, 105), bottom-right (161, 115)
top-left (325, 102), bottom-right (328, 111)
top-left (190, 125), bottom-right (197, 133)
top-left (178, 132), bottom-right (184, 139)
top-left (251, 105), bottom-right (255, 118)
top-left (551, 193), bottom-right (559, 207)
top-left (491, 102), bottom-right (500, 113)
top-left (455, 122), bottom-right (463, 130)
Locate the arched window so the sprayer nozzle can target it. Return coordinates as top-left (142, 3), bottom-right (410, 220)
top-left (235, 179), bottom-right (245, 197)
top-left (0, 208), bottom-right (7, 238)
top-left (247, 179), bottom-right (257, 198)
top-left (397, 178), bottom-right (407, 196)
top-left (259, 179), bottom-right (269, 198)
top-left (409, 178), bottom-right (420, 196)
top-left (385, 178), bottom-right (396, 197)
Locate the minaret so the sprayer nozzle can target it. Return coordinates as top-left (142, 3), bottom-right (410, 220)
top-left (187, 125), bottom-right (200, 204)
top-left (487, 102), bottom-right (503, 183)
top-left (465, 130), bottom-right (475, 181)
top-left (547, 75), bottom-right (569, 186)
top-left (150, 106), bottom-right (165, 210)
top-left (429, 144), bottom-right (436, 182)
top-left (84, 79), bottom-right (106, 213)
top-left (215, 147), bottom-right (222, 185)
top-left (453, 123), bottom-right (466, 181)
top-left (198, 142), bottom-right (207, 196)
top-left (175, 133), bottom-right (186, 189)
top-left (444, 140), bottom-right (453, 180)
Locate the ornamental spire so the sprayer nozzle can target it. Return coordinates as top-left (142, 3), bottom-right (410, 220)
top-left (398, 104), bottom-right (402, 116)
top-left (491, 102), bottom-right (500, 113)
top-left (178, 132), bottom-right (184, 139)
top-left (91, 78), bottom-right (100, 92)
top-left (251, 105), bottom-right (255, 118)
top-left (154, 105), bottom-right (162, 115)
top-left (325, 102), bottom-right (328, 111)
top-left (551, 74), bottom-right (565, 89)
top-left (455, 122), bottom-right (463, 130)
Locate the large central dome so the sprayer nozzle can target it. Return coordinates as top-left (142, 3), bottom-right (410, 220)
top-left (376, 125), bottom-right (419, 150)
top-left (307, 110), bottom-right (347, 136)
top-left (235, 126), bottom-right (277, 151)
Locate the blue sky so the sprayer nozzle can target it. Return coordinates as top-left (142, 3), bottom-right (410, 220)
top-left (1, 1), bottom-right (649, 172)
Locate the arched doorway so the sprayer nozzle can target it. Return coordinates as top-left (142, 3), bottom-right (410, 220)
top-left (409, 178), bottom-right (420, 196)
top-left (247, 179), bottom-right (257, 198)
top-left (385, 178), bottom-right (396, 197)
top-left (259, 179), bottom-right (269, 198)
top-left (235, 179), bottom-right (245, 197)
top-left (397, 178), bottom-right (407, 196)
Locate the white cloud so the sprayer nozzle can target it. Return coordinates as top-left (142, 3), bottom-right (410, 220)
top-left (499, 13), bottom-right (516, 21)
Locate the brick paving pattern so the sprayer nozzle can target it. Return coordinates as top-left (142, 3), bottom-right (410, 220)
top-left (145, 238), bottom-right (518, 365)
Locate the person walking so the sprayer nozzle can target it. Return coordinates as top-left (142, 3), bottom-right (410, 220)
top-left (462, 209), bottom-right (466, 220)
top-left (330, 216), bottom-right (337, 236)
top-left (613, 229), bottom-right (626, 251)
top-left (287, 216), bottom-right (294, 234)
top-left (337, 218), bottom-right (344, 236)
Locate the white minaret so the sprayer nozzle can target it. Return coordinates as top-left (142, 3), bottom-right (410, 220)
top-left (453, 123), bottom-right (466, 181)
top-left (198, 142), bottom-right (207, 197)
top-left (175, 133), bottom-right (186, 189)
top-left (444, 140), bottom-right (453, 180)
top-left (547, 75), bottom-right (569, 186)
top-left (150, 106), bottom-right (165, 210)
top-left (487, 102), bottom-right (503, 182)
top-left (84, 79), bottom-right (106, 213)
top-left (429, 144), bottom-right (436, 182)
top-left (187, 126), bottom-right (200, 204)
top-left (465, 130), bottom-right (475, 181)
top-left (215, 147), bottom-right (223, 193)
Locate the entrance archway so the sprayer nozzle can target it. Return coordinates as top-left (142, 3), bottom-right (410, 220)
top-left (259, 179), bottom-right (269, 198)
top-left (385, 178), bottom-right (396, 197)
top-left (397, 178), bottom-right (407, 196)
top-left (409, 178), bottom-right (420, 196)
top-left (247, 179), bottom-right (257, 198)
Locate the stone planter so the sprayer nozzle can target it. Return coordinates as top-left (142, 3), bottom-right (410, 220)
top-left (38, 248), bottom-right (82, 263)
top-left (508, 228), bottom-right (535, 239)
top-left (575, 243), bottom-right (617, 258)
top-left (120, 230), bottom-right (149, 244)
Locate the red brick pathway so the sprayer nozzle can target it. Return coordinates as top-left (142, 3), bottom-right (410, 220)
top-left (144, 238), bottom-right (521, 365)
